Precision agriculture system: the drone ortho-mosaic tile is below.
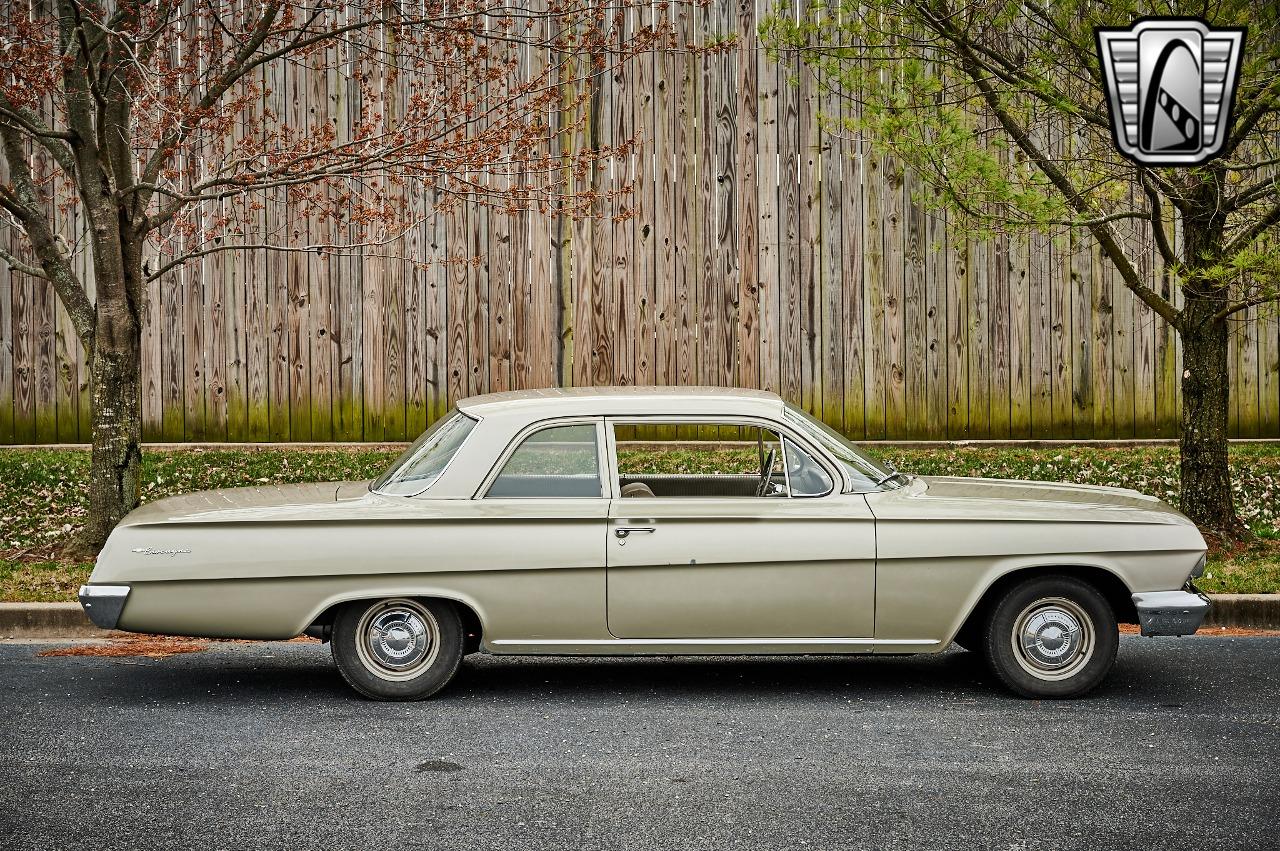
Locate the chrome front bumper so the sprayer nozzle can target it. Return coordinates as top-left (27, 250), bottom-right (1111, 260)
top-left (78, 585), bottom-right (130, 630)
top-left (1132, 588), bottom-right (1210, 637)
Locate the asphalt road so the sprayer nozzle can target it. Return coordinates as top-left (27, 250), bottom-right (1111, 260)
top-left (1, 637), bottom-right (1277, 851)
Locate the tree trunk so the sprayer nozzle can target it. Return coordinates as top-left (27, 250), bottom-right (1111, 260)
top-left (1178, 294), bottom-right (1242, 539)
top-left (75, 278), bottom-right (143, 556)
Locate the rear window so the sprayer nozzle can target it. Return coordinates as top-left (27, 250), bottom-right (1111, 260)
top-left (372, 411), bottom-right (477, 496)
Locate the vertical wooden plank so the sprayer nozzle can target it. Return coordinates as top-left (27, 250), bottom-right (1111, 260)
top-left (776, 42), bottom-right (802, 406)
top-left (756, 15), bottom-right (780, 397)
top-left (1133, 218), bottom-right (1157, 437)
top-left (425, 184), bottom-right (449, 418)
top-left (611, 15), bottom-right (635, 388)
top-left (736, 0), bottom-right (759, 391)
top-left (263, 58), bottom-right (290, 441)
top-left (882, 159), bottom-right (905, 439)
top-left (903, 170), bottom-right (926, 439)
top-left (446, 206), bottom-right (469, 405)
top-left (1069, 229), bottom-right (1093, 438)
top-left (1237, 304), bottom-right (1259, 438)
top-left (715, 0), bottom-right (740, 392)
top-left (308, 58), bottom-right (334, 441)
top-left (223, 166), bottom-right (248, 442)
top-left (946, 239), bottom-right (969, 439)
top-left (528, 27), bottom-right (556, 393)
top-left (589, 57), bottom-right (612, 388)
top-left (676, 3), bottom-right (697, 389)
top-left (405, 198), bottom-right (427, 435)
top-left (488, 197), bottom-right (513, 395)
top-left (243, 73), bottom-right (265, 439)
top-left (840, 71), bottom-right (865, 440)
top-left (987, 234), bottom-right (1011, 439)
top-left (1090, 242), bottom-right (1113, 438)
top-left (634, 10), bottom-right (656, 389)
top-left (697, 0), bottom-right (718, 396)
top-left (510, 194), bottom-right (530, 392)
top-left (819, 48), bottom-right (844, 434)
top-left (570, 49), bottom-right (598, 387)
top-left (1259, 311), bottom-right (1279, 438)
top-left (1112, 223), bottom-right (1136, 439)
top-left (922, 203), bottom-right (946, 441)
top-left (1029, 231), bottom-right (1053, 435)
top-left (655, 12), bottom-right (679, 392)
top-left (1008, 231), bottom-right (1032, 438)
top-left (206, 223), bottom-right (228, 441)
top-left (1048, 231), bottom-right (1072, 436)
top-left (469, 202), bottom-right (489, 395)
top-left (863, 139), bottom-right (887, 439)
top-left (182, 247), bottom-right (208, 441)
top-left (966, 238), bottom-right (989, 438)
top-left (797, 59), bottom-right (819, 415)
top-left (285, 53), bottom-right (312, 441)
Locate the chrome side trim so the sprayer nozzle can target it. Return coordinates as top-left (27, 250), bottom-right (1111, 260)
top-left (1132, 589), bottom-right (1210, 636)
top-left (491, 637), bottom-right (937, 647)
top-left (77, 584), bottom-right (130, 630)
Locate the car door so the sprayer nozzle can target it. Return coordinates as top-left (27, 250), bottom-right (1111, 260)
top-left (604, 419), bottom-right (876, 639)
top-left (473, 418), bottom-right (613, 639)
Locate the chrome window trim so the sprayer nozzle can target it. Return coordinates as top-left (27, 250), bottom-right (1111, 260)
top-left (474, 416), bottom-right (608, 500)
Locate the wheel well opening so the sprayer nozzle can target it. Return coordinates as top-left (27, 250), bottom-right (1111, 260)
top-left (305, 596), bottom-right (485, 653)
top-left (959, 565), bottom-right (1138, 641)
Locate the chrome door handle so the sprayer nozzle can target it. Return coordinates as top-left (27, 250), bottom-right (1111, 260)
top-left (614, 526), bottom-right (655, 539)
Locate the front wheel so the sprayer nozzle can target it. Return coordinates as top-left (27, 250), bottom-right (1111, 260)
top-left (331, 598), bottom-right (464, 701)
top-left (982, 576), bottom-right (1118, 699)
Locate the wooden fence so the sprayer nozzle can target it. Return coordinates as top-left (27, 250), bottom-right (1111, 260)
top-left (1, 0), bottom-right (1277, 444)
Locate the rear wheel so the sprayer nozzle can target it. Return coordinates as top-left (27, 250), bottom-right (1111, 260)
top-left (331, 598), bottom-right (464, 701)
top-left (982, 576), bottom-right (1118, 699)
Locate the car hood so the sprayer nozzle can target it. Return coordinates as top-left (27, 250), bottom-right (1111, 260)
top-left (116, 481), bottom-right (371, 527)
top-left (883, 475), bottom-right (1193, 525)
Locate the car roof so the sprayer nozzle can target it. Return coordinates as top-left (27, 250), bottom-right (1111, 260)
top-left (455, 386), bottom-right (785, 419)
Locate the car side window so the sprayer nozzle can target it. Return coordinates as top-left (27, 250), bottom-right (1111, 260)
top-left (783, 438), bottom-right (835, 497)
top-left (485, 424), bottom-right (602, 498)
top-left (613, 423), bottom-right (806, 498)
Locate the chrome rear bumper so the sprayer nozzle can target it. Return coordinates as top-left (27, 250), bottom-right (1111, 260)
top-left (1132, 588), bottom-right (1210, 637)
top-left (78, 585), bottom-right (130, 630)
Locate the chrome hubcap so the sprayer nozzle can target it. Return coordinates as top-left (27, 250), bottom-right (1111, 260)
top-left (355, 599), bottom-right (440, 681)
top-left (1011, 597), bottom-right (1095, 681)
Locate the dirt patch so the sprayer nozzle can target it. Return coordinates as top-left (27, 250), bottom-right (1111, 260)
top-left (1119, 624), bottom-right (1280, 637)
top-left (38, 636), bottom-right (209, 658)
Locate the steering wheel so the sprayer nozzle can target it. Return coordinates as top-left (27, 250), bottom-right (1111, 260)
top-left (755, 448), bottom-right (778, 497)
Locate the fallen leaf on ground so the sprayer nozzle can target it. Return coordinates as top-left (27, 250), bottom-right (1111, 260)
top-left (38, 636), bottom-right (208, 658)
top-left (1119, 624), bottom-right (1280, 637)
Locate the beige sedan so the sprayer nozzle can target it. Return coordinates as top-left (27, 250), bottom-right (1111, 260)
top-left (80, 387), bottom-right (1210, 700)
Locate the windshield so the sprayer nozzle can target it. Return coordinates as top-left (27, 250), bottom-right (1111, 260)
top-left (371, 411), bottom-right (478, 496)
top-left (782, 404), bottom-right (903, 490)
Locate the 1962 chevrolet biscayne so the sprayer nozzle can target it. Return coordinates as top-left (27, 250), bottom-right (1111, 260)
top-left (79, 387), bottom-right (1210, 701)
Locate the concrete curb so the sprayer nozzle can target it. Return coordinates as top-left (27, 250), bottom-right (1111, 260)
top-left (0, 603), bottom-right (114, 639)
top-left (1201, 594), bottom-right (1280, 630)
top-left (2, 595), bottom-right (1278, 640)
